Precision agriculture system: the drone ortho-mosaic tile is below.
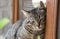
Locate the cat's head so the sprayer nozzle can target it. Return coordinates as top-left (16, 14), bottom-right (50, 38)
top-left (21, 10), bottom-right (41, 34)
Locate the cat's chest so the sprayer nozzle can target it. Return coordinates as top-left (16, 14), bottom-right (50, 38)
top-left (17, 26), bottom-right (34, 39)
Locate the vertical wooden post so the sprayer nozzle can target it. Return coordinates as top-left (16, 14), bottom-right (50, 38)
top-left (12, 0), bottom-right (19, 23)
top-left (45, 0), bottom-right (58, 39)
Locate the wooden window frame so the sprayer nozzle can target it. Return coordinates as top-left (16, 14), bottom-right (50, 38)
top-left (45, 0), bottom-right (58, 39)
top-left (12, 0), bottom-right (58, 39)
top-left (12, 0), bottom-right (19, 23)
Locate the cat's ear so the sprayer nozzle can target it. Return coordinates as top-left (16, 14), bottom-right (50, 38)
top-left (21, 10), bottom-right (30, 18)
top-left (40, 1), bottom-right (45, 8)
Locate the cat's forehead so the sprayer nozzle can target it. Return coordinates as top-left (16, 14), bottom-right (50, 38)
top-left (23, 16), bottom-right (38, 25)
top-left (24, 17), bottom-right (36, 23)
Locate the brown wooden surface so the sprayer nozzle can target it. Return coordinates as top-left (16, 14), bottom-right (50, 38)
top-left (45, 0), bottom-right (58, 39)
top-left (12, 0), bottom-right (19, 23)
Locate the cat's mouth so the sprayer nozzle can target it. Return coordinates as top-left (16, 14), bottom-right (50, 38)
top-left (33, 26), bottom-right (41, 31)
top-left (25, 25), bottom-right (41, 34)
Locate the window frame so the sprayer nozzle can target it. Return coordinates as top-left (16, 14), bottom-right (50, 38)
top-left (45, 0), bottom-right (58, 39)
top-left (12, 0), bottom-right (19, 23)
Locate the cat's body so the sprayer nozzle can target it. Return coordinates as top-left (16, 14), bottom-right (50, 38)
top-left (4, 20), bottom-right (23, 39)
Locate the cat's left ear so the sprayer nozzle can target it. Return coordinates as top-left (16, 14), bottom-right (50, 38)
top-left (40, 1), bottom-right (45, 8)
top-left (21, 10), bottom-right (30, 18)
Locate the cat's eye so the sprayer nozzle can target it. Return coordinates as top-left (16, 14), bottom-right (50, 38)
top-left (27, 21), bottom-right (30, 23)
top-left (31, 21), bottom-right (35, 24)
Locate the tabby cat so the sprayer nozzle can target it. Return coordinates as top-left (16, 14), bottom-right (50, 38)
top-left (4, 1), bottom-right (46, 39)
top-left (4, 10), bottom-right (42, 39)
top-left (16, 10), bottom-right (42, 39)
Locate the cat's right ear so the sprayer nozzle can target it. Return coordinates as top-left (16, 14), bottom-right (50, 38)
top-left (21, 10), bottom-right (30, 18)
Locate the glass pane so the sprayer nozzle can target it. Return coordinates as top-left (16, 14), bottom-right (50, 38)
top-left (0, 0), bottom-right (12, 35)
top-left (0, 0), bottom-right (12, 20)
